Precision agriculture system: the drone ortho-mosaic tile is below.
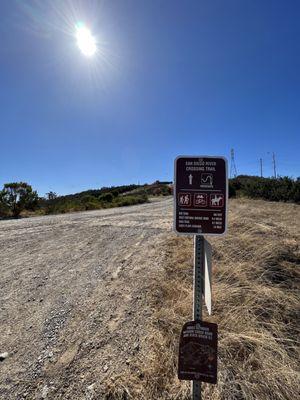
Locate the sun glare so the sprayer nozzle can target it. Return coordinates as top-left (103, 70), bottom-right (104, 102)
top-left (75, 22), bottom-right (97, 57)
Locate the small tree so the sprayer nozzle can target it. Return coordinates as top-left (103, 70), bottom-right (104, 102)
top-left (46, 191), bottom-right (58, 201)
top-left (0, 182), bottom-right (38, 218)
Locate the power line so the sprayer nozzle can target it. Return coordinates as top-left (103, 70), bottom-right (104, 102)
top-left (267, 151), bottom-right (278, 178)
top-left (230, 149), bottom-right (237, 178)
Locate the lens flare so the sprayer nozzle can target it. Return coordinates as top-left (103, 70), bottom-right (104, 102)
top-left (75, 22), bottom-right (97, 57)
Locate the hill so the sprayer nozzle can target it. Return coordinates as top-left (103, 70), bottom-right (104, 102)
top-left (37, 181), bottom-right (172, 216)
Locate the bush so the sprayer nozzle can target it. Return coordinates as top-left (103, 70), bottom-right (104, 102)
top-left (98, 192), bottom-right (114, 203)
top-left (230, 176), bottom-right (300, 203)
top-left (229, 182), bottom-right (236, 198)
top-left (0, 201), bottom-right (9, 218)
top-left (115, 194), bottom-right (148, 207)
top-left (0, 182), bottom-right (38, 218)
top-left (80, 195), bottom-right (100, 211)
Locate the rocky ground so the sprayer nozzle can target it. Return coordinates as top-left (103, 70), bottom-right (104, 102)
top-left (0, 198), bottom-right (173, 399)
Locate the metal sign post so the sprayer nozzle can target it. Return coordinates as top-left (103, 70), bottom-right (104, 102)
top-left (192, 235), bottom-right (204, 399)
top-left (175, 156), bottom-right (227, 399)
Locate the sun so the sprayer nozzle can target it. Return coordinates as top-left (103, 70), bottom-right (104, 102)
top-left (75, 22), bottom-right (97, 57)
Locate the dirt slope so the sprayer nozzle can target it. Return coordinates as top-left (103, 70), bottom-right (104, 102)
top-left (0, 199), bottom-right (172, 399)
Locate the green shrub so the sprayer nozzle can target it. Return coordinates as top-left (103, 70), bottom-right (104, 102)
top-left (98, 192), bottom-right (114, 203)
top-left (230, 176), bottom-right (300, 203)
top-left (0, 201), bottom-right (9, 218)
top-left (115, 194), bottom-right (148, 207)
top-left (80, 195), bottom-right (100, 211)
top-left (229, 182), bottom-right (236, 198)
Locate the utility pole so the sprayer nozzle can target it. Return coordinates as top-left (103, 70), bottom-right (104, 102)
top-left (260, 158), bottom-right (263, 178)
top-left (230, 149), bottom-right (237, 178)
top-left (272, 152), bottom-right (277, 178)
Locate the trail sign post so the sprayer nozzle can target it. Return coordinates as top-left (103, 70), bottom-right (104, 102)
top-left (174, 156), bottom-right (228, 235)
top-left (174, 156), bottom-right (228, 400)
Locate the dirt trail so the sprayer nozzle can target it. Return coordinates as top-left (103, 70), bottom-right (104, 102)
top-left (0, 198), bottom-right (173, 399)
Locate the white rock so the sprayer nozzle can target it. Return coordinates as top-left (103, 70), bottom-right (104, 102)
top-left (41, 385), bottom-right (49, 399)
top-left (87, 383), bottom-right (95, 390)
top-left (0, 352), bottom-right (9, 361)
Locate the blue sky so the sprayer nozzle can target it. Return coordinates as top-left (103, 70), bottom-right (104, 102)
top-left (0, 0), bottom-right (299, 196)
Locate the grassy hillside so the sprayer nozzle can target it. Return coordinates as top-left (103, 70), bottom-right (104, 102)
top-left (0, 181), bottom-right (172, 218)
top-left (36, 182), bottom-right (172, 216)
top-left (103, 198), bottom-right (300, 399)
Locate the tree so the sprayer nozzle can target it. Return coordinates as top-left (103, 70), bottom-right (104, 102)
top-left (46, 191), bottom-right (58, 201)
top-left (0, 182), bottom-right (38, 218)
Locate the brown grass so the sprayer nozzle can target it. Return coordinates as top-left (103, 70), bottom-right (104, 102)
top-left (102, 198), bottom-right (300, 399)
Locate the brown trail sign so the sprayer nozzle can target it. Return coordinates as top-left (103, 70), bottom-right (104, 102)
top-left (174, 156), bottom-right (228, 235)
top-left (178, 320), bottom-right (218, 384)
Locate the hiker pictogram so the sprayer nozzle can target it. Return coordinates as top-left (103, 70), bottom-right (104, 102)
top-left (178, 193), bottom-right (191, 206)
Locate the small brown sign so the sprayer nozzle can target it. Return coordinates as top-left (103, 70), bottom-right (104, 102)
top-left (174, 156), bottom-right (228, 235)
top-left (178, 320), bottom-right (218, 384)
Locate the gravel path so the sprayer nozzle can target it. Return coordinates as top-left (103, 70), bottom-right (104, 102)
top-left (0, 198), bottom-right (173, 399)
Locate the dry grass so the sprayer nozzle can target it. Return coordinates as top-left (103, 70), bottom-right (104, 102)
top-left (102, 198), bottom-right (300, 399)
